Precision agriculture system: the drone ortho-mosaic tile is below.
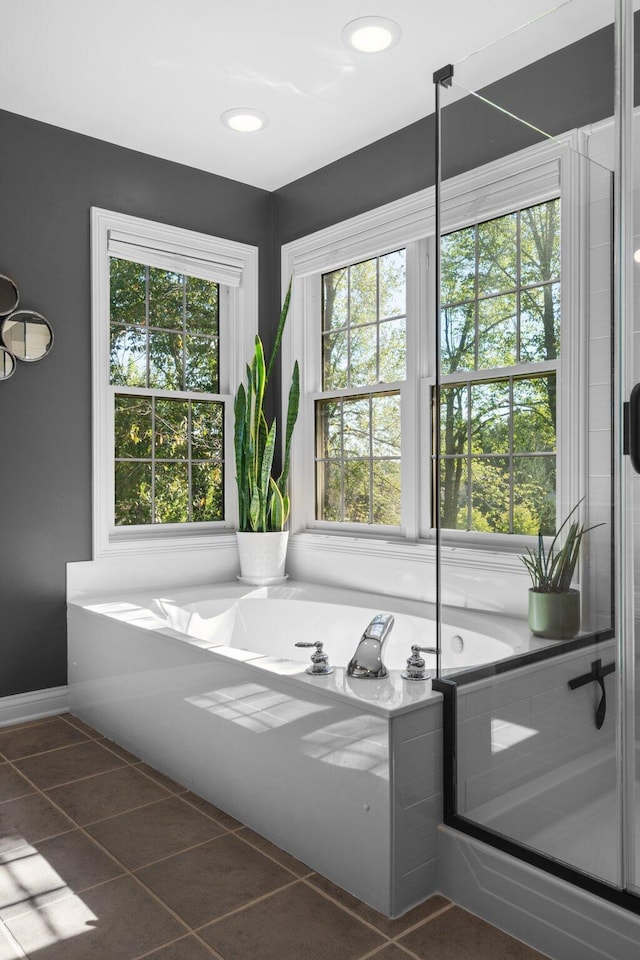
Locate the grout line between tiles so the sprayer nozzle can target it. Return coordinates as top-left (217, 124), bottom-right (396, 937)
top-left (130, 762), bottom-right (189, 794)
top-left (190, 877), bottom-right (302, 932)
top-left (234, 828), bottom-right (313, 879)
top-left (300, 877), bottom-right (392, 942)
top-left (2, 736), bottom-right (96, 764)
top-left (389, 899), bottom-right (454, 941)
top-left (129, 932), bottom-right (222, 960)
top-left (179, 793), bottom-right (243, 831)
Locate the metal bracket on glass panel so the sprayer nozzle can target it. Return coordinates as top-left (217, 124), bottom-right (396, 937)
top-left (433, 64), bottom-right (454, 87)
top-left (568, 658), bottom-right (615, 730)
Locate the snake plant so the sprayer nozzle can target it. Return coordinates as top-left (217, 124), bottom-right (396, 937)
top-left (520, 499), bottom-right (603, 593)
top-left (234, 281), bottom-right (300, 532)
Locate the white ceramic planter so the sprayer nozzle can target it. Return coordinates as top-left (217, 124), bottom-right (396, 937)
top-left (236, 530), bottom-right (289, 584)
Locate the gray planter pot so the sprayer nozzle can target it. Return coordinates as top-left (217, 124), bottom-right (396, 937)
top-left (528, 587), bottom-right (580, 639)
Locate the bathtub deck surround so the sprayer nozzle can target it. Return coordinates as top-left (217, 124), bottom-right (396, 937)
top-left (0, 714), bottom-right (551, 960)
top-left (67, 580), bottom-right (447, 917)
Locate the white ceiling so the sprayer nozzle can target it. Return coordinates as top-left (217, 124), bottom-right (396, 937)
top-left (1, 0), bottom-right (612, 191)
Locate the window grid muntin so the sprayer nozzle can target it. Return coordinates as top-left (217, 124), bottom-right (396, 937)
top-left (318, 249), bottom-right (406, 526)
top-left (441, 201), bottom-right (560, 375)
top-left (439, 199), bottom-right (560, 536)
top-left (109, 258), bottom-right (220, 394)
top-left (322, 251), bottom-right (406, 391)
top-left (315, 390), bottom-right (401, 525)
top-left (438, 372), bottom-right (556, 535)
top-left (110, 257), bottom-right (223, 527)
top-left (114, 392), bottom-right (224, 526)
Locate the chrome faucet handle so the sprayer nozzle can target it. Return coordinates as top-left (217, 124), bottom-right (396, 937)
top-left (295, 641), bottom-right (334, 676)
top-left (401, 644), bottom-right (437, 681)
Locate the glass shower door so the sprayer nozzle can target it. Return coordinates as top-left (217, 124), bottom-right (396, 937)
top-left (434, 0), bottom-right (627, 893)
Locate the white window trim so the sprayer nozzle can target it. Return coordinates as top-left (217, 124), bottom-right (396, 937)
top-left (281, 131), bottom-right (587, 572)
top-left (91, 207), bottom-right (258, 558)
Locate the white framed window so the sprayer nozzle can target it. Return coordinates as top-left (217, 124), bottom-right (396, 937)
top-left (282, 134), bottom-right (584, 560)
top-left (91, 208), bottom-right (258, 557)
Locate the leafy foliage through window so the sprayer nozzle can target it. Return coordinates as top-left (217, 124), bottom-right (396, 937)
top-left (316, 251), bottom-right (406, 525)
top-left (439, 199), bottom-right (560, 535)
top-left (109, 258), bottom-right (224, 526)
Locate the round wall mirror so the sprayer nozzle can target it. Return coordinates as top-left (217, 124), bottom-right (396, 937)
top-left (0, 275), bottom-right (19, 317)
top-left (1, 310), bottom-right (54, 361)
top-left (0, 347), bottom-right (16, 380)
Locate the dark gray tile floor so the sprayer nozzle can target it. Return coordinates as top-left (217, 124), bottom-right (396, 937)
top-left (0, 714), bottom-right (551, 960)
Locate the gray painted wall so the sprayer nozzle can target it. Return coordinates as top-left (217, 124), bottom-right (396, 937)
top-left (0, 110), bottom-right (273, 697)
top-left (0, 20), bottom-right (627, 699)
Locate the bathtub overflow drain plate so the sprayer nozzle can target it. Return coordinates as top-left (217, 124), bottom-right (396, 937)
top-left (450, 634), bottom-right (464, 655)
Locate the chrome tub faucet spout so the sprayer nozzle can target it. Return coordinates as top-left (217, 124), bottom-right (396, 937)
top-left (347, 613), bottom-right (394, 679)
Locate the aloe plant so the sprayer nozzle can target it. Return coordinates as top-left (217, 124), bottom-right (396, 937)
top-left (520, 499), bottom-right (603, 593)
top-left (234, 281), bottom-right (300, 532)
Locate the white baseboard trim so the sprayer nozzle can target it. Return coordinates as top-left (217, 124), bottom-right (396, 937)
top-left (0, 686), bottom-right (69, 728)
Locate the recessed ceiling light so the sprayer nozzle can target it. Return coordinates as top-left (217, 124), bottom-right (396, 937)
top-left (341, 16), bottom-right (402, 54)
top-left (220, 108), bottom-right (269, 133)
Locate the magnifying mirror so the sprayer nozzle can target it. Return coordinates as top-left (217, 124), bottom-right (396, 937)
top-left (1, 310), bottom-right (54, 361)
top-left (0, 275), bottom-right (19, 317)
top-left (0, 347), bottom-right (16, 380)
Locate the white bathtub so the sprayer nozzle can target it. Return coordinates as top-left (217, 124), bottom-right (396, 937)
top-left (67, 578), bottom-right (525, 916)
top-left (76, 581), bottom-right (524, 689)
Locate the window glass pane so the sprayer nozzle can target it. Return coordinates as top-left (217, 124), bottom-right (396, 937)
top-left (155, 399), bottom-right (188, 460)
top-left (379, 317), bottom-right (406, 382)
top-left (441, 228), bottom-right (475, 304)
top-left (149, 268), bottom-right (184, 330)
top-left (114, 395), bottom-right (152, 459)
top-left (520, 283), bottom-right (560, 362)
top-left (372, 460), bottom-right (401, 525)
top-left (185, 335), bottom-right (219, 393)
top-left (115, 461), bottom-right (152, 526)
top-left (440, 385), bottom-right (468, 457)
top-left (477, 213), bottom-right (517, 296)
top-left (441, 304), bottom-right (475, 375)
top-left (513, 456), bottom-right (556, 536)
top-left (323, 330), bottom-right (348, 389)
top-left (317, 459), bottom-right (342, 522)
top-left (110, 259), bottom-right (146, 326)
top-left (317, 400), bottom-right (342, 459)
top-left (350, 259), bottom-right (378, 326)
top-left (471, 381), bottom-right (509, 454)
top-left (513, 376), bottom-right (556, 453)
top-left (186, 277), bottom-right (219, 336)
top-left (343, 397), bottom-right (370, 458)
top-left (192, 462), bottom-right (224, 522)
top-left (471, 457), bottom-right (510, 533)
top-left (349, 324), bottom-right (377, 386)
top-left (110, 326), bottom-right (147, 387)
top-left (477, 294), bottom-right (517, 367)
top-left (372, 395), bottom-right (401, 457)
top-left (379, 251), bottom-right (406, 318)
top-left (192, 401), bottom-right (223, 460)
top-left (323, 268), bottom-right (348, 331)
top-left (520, 200), bottom-right (560, 286)
top-left (440, 458), bottom-right (468, 530)
top-left (154, 462), bottom-right (189, 523)
top-left (148, 330), bottom-right (184, 390)
top-left (344, 460), bottom-right (370, 523)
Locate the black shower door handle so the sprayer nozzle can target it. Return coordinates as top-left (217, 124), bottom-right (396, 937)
top-left (624, 383), bottom-right (640, 473)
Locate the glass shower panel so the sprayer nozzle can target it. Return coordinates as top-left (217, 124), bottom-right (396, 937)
top-left (436, 0), bottom-right (621, 888)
